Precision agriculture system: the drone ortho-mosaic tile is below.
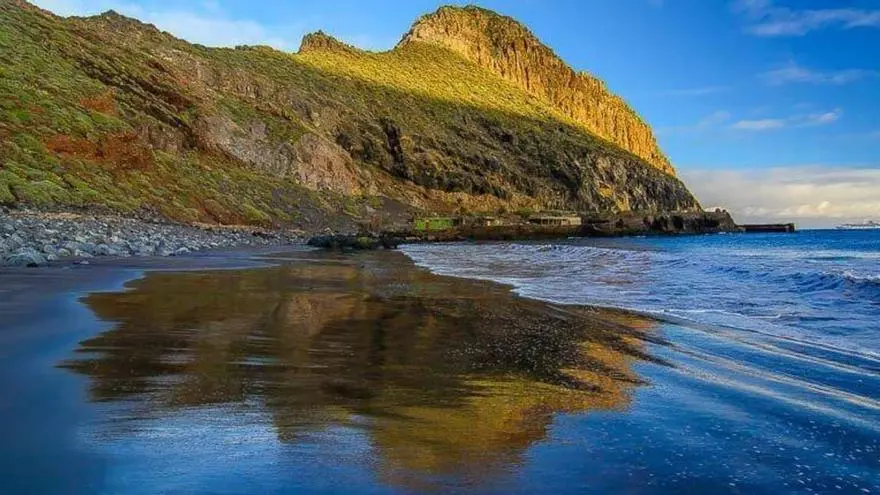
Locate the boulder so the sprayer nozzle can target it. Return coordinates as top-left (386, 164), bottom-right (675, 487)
top-left (73, 249), bottom-right (94, 258)
top-left (6, 234), bottom-right (24, 252)
top-left (4, 248), bottom-right (48, 267)
top-left (94, 244), bottom-right (121, 257)
top-left (61, 241), bottom-right (82, 253)
top-left (307, 234), bottom-right (398, 250)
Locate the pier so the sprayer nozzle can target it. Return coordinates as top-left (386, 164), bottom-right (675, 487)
top-left (740, 223), bottom-right (796, 233)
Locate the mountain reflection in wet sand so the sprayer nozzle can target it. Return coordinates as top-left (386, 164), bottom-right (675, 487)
top-left (61, 250), bottom-right (661, 489)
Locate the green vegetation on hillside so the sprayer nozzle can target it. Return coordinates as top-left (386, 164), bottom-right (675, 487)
top-left (0, 1), bottom-right (698, 227)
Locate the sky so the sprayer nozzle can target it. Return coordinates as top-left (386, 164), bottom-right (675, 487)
top-left (32, 0), bottom-right (880, 227)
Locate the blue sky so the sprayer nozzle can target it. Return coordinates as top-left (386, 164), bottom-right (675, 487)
top-left (33, 0), bottom-right (880, 226)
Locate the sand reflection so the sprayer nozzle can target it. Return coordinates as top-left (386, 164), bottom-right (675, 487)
top-left (61, 251), bottom-right (660, 488)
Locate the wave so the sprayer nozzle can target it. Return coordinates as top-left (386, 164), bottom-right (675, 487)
top-left (401, 242), bottom-right (880, 296)
top-left (714, 248), bottom-right (880, 261)
top-left (400, 236), bottom-right (880, 358)
top-left (842, 270), bottom-right (880, 284)
top-left (780, 270), bottom-right (880, 296)
top-left (415, 243), bottom-right (880, 297)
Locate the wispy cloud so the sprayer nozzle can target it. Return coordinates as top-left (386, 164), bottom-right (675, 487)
top-left (731, 118), bottom-right (786, 131)
top-left (729, 108), bottom-right (842, 131)
top-left (761, 61), bottom-right (877, 86)
top-left (32, 0), bottom-right (318, 50)
top-left (658, 110), bottom-right (732, 135)
top-left (699, 110), bottom-right (734, 127)
top-left (681, 166), bottom-right (880, 227)
top-left (657, 86), bottom-right (732, 97)
top-left (661, 106), bottom-right (841, 135)
top-left (732, 0), bottom-right (880, 36)
top-left (138, 9), bottom-right (303, 49)
top-left (803, 108), bottom-right (842, 126)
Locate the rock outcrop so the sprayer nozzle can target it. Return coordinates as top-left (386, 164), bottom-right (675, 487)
top-left (299, 31), bottom-right (361, 55)
top-left (0, 1), bottom-right (700, 229)
top-left (400, 6), bottom-right (674, 174)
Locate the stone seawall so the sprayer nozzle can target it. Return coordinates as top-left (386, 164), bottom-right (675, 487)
top-left (392, 210), bottom-right (739, 244)
top-left (309, 211), bottom-right (740, 250)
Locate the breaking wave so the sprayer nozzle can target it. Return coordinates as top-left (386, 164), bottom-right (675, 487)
top-left (401, 230), bottom-right (880, 357)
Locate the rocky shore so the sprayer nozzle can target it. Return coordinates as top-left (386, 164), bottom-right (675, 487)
top-left (0, 210), bottom-right (302, 267)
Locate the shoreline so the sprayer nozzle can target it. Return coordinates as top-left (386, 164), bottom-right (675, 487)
top-left (0, 209), bottom-right (304, 267)
top-left (0, 244), bottom-right (664, 493)
top-left (1, 241), bottom-right (877, 493)
top-left (1, 207), bottom-right (747, 266)
top-left (405, 246), bottom-right (880, 363)
top-left (0, 243), bottom-right (661, 349)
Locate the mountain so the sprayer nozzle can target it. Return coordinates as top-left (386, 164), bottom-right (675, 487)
top-left (0, 1), bottom-right (700, 229)
top-left (400, 6), bottom-right (673, 174)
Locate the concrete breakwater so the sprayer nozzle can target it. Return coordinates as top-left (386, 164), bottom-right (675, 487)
top-left (308, 210), bottom-right (741, 250)
top-left (741, 223), bottom-right (797, 233)
top-left (401, 210), bottom-right (739, 240)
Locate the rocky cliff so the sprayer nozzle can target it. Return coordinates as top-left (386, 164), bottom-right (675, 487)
top-left (0, 1), bottom-right (699, 229)
top-left (401, 6), bottom-right (673, 174)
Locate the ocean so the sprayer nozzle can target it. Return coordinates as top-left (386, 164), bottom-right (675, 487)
top-left (402, 230), bottom-right (880, 357)
top-left (401, 230), bottom-right (880, 493)
top-left (0, 232), bottom-right (877, 494)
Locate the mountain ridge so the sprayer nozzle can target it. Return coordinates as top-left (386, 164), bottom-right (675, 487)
top-left (399, 5), bottom-right (673, 174)
top-left (0, 1), bottom-right (699, 229)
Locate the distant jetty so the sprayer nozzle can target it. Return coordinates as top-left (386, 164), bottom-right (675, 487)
top-left (309, 210), bottom-right (742, 249)
top-left (309, 212), bottom-right (806, 250)
top-left (836, 221), bottom-right (880, 230)
top-left (740, 224), bottom-right (796, 233)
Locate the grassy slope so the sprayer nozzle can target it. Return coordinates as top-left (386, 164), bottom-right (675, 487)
top-left (0, 4), bottom-right (341, 227)
top-left (0, 2), bottom-right (698, 228)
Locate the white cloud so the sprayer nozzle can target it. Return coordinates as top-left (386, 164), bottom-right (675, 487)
top-left (682, 166), bottom-right (880, 228)
top-left (29, 0), bottom-right (103, 16)
top-left (732, 0), bottom-right (880, 36)
top-left (658, 110), bottom-right (731, 135)
top-left (141, 10), bottom-right (301, 49)
top-left (700, 110), bottom-right (733, 126)
top-left (663, 107), bottom-right (842, 135)
top-left (658, 86), bottom-right (732, 96)
top-left (731, 118), bottom-right (786, 130)
top-left (31, 0), bottom-right (313, 50)
top-left (761, 61), bottom-right (876, 86)
top-left (729, 108), bottom-right (842, 131)
top-left (803, 108), bottom-right (842, 126)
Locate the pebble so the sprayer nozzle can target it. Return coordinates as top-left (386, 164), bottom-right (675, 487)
top-left (0, 210), bottom-right (302, 267)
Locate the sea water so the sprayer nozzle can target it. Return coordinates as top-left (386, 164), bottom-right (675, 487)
top-left (402, 230), bottom-right (880, 357)
top-left (401, 230), bottom-right (880, 493)
top-left (1, 235), bottom-right (877, 494)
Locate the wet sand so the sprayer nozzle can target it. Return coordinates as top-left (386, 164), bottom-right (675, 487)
top-left (0, 248), bottom-right (662, 494)
top-left (1, 247), bottom-right (877, 494)
top-left (0, 248), bottom-right (288, 494)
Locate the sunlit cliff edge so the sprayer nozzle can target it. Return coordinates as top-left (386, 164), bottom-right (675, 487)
top-left (0, 1), bottom-right (699, 229)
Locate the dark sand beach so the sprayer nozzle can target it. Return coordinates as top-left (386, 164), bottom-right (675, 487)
top-left (1, 246), bottom-right (877, 494)
top-left (0, 248), bottom-right (663, 493)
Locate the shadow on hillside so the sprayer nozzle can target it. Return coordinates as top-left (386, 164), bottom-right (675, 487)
top-left (0, 3), bottom-right (698, 223)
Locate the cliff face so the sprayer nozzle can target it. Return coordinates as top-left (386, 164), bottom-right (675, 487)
top-left (400, 6), bottom-right (674, 175)
top-left (0, 1), bottom-right (698, 228)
